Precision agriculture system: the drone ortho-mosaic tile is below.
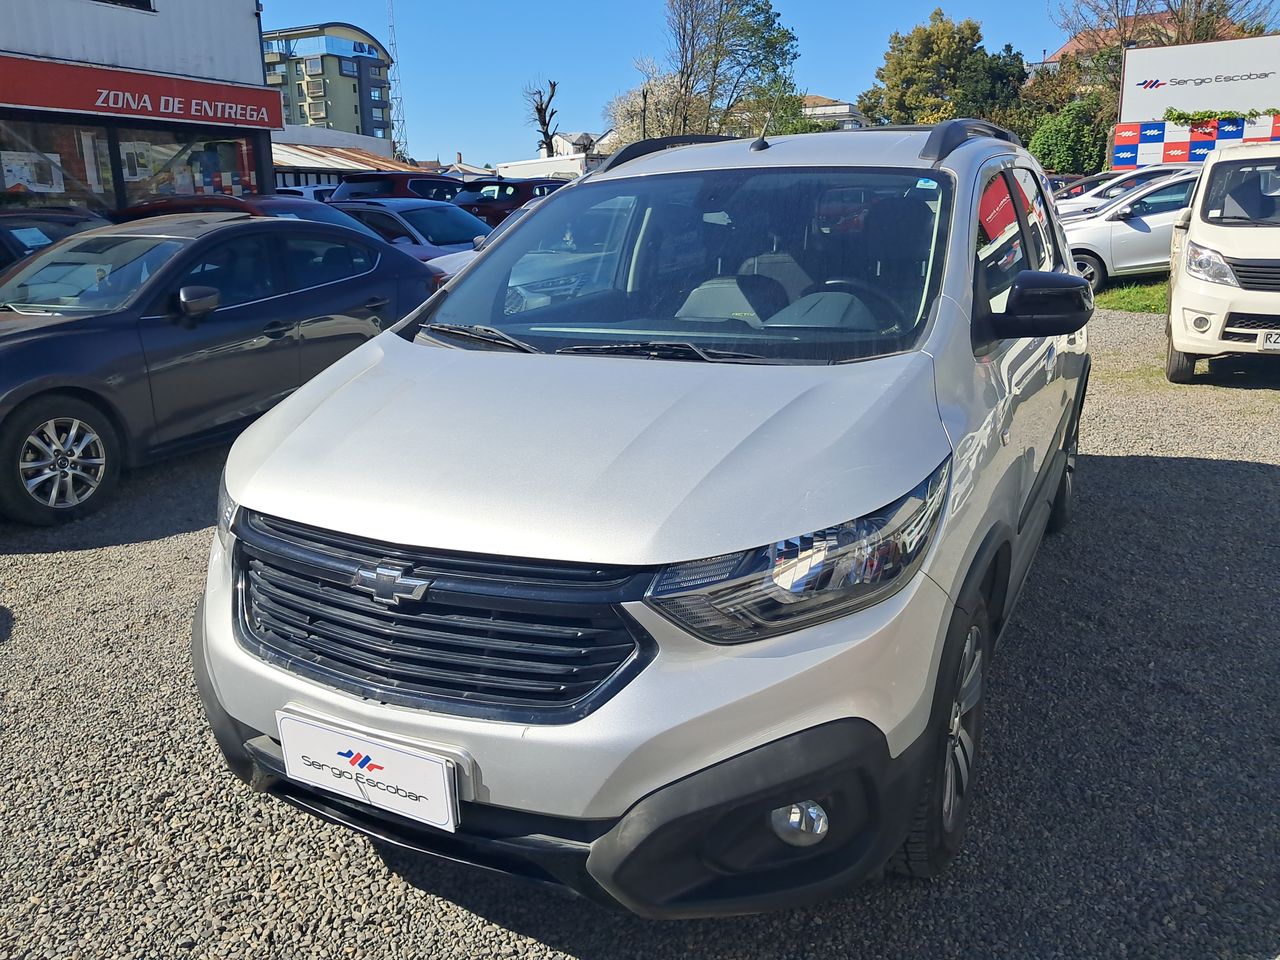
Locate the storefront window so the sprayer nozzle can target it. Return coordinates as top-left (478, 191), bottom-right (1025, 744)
top-left (115, 128), bottom-right (260, 205)
top-left (0, 119), bottom-right (115, 212)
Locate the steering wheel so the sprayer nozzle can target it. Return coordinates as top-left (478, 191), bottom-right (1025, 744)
top-left (799, 278), bottom-right (909, 331)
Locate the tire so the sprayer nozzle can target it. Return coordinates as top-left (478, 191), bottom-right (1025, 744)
top-left (1046, 427), bottom-right (1077, 536)
top-left (1073, 252), bottom-right (1106, 293)
top-left (1165, 333), bottom-right (1197, 384)
top-left (889, 597), bottom-right (992, 879)
top-left (0, 395), bottom-right (122, 525)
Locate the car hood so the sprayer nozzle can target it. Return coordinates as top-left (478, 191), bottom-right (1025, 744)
top-left (226, 335), bottom-right (952, 566)
top-left (0, 310), bottom-right (93, 344)
top-left (1188, 219), bottom-right (1280, 257)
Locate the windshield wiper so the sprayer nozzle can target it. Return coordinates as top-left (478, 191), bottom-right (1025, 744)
top-left (555, 341), bottom-right (778, 363)
top-left (1211, 215), bottom-right (1275, 225)
top-left (421, 322), bottom-right (540, 353)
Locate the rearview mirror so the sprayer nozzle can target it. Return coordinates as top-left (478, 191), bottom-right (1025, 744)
top-left (991, 270), bottom-right (1093, 339)
top-left (178, 285), bottom-right (220, 318)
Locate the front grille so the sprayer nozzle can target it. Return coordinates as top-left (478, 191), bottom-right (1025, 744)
top-left (234, 511), bottom-right (656, 722)
top-left (1221, 330), bottom-right (1256, 343)
top-left (1225, 258), bottom-right (1280, 292)
top-left (1223, 312), bottom-right (1280, 331)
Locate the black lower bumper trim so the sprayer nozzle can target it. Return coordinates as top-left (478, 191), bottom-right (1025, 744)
top-left (194, 605), bottom-right (931, 918)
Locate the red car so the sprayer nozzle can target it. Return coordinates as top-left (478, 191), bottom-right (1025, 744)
top-left (451, 177), bottom-right (565, 226)
top-left (329, 172), bottom-right (463, 203)
top-left (111, 194), bottom-right (381, 239)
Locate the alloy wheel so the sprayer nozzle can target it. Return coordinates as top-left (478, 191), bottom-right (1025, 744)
top-left (1074, 258), bottom-right (1097, 287)
top-left (941, 624), bottom-right (984, 833)
top-left (18, 418), bottom-right (108, 509)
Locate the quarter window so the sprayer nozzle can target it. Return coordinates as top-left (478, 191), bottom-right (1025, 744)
top-left (975, 171), bottom-right (1026, 314)
top-left (181, 236), bottom-right (277, 308)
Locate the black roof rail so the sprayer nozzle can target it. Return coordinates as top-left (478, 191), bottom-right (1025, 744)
top-left (918, 119), bottom-right (1022, 161)
top-left (595, 134), bottom-right (738, 174)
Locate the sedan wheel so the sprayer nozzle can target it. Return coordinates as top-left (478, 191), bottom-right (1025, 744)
top-left (1074, 252), bottom-right (1105, 293)
top-left (0, 396), bottom-right (121, 525)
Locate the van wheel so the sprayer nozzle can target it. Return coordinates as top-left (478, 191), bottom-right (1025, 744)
top-left (1073, 252), bottom-right (1105, 293)
top-left (0, 395), bottom-right (121, 526)
top-left (1165, 335), bottom-right (1197, 384)
top-left (889, 598), bottom-right (991, 878)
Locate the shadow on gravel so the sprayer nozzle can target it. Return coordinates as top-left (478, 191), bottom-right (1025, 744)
top-left (0, 445), bottom-right (227, 554)
top-left (0, 606), bottom-right (11, 644)
top-left (1201, 355), bottom-right (1280, 390)
top-left (378, 453), bottom-right (1280, 960)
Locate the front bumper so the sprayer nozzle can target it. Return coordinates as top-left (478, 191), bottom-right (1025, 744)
top-left (1169, 274), bottom-right (1280, 355)
top-left (194, 603), bottom-right (930, 917)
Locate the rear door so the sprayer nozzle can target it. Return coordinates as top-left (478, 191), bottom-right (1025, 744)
top-left (1109, 177), bottom-right (1197, 274)
top-left (137, 229), bottom-right (298, 445)
top-left (280, 231), bottom-right (400, 381)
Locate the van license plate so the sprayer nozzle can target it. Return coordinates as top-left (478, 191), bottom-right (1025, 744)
top-left (276, 712), bottom-right (458, 832)
top-left (1259, 331), bottom-right (1280, 351)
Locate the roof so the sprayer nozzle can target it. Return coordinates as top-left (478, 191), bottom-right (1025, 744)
top-left (271, 142), bottom-right (421, 173)
top-left (1045, 12), bottom-right (1177, 61)
top-left (260, 22), bottom-right (388, 51)
top-left (81, 212), bottom-right (253, 240)
top-left (331, 198), bottom-right (454, 209)
top-left (590, 128), bottom-right (1019, 181)
top-left (802, 95), bottom-right (846, 108)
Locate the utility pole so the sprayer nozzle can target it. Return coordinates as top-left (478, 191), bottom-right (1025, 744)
top-left (387, 0), bottom-right (409, 160)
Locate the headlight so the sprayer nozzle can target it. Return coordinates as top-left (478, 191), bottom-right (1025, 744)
top-left (646, 459), bottom-right (950, 643)
top-left (1185, 241), bottom-right (1238, 287)
top-left (216, 470), bottom-right (238, 549)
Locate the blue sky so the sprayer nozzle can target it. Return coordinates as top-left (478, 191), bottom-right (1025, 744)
top-left (261, 0), bottom-right (1067, 165)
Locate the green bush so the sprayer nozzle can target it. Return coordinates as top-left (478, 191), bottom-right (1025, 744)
top-left (1028, 97), bottom-right (1108, 173)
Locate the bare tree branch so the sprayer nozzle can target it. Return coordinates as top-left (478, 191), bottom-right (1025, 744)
top-left (522, 79), bottom-right (560, 156)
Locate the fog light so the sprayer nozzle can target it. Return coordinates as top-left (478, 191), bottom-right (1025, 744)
top-left (770, 800), bottom-right (829, 847)
top-left (1193, 316), bottom-right (1211, 332)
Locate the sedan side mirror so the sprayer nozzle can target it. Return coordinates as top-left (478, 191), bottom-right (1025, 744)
top-left (391, 236), bottom-right (413, 246)
top-left (178, 285), bottom-right (220, 318)
top-left (991, 270), bottom-right (1093, 339)
top-left (472, 235), bottom-right (486, 250)
top-left (1113, 204), bottom-right (1136, 221)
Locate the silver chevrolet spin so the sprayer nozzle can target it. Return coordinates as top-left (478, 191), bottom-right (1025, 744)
top-left (194, 121), bottom-right (1093, 918)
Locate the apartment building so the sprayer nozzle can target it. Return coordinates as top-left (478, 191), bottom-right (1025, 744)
top-left (262, 23), bottom-right (394, 145)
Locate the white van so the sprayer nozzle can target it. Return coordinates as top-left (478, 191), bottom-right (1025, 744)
top-left (1167, 142), bottom-right (1280, 382)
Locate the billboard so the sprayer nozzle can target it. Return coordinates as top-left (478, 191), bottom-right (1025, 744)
top-left (1120, 35), bottom-right (1280, 123)
top-left (1111, 115), bottom-right (1280, 168)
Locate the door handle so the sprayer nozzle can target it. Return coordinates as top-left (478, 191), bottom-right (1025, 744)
top-left (365, 296), bottom-right (389, 310)
top-left (262, 320), bottom-right (293, 339)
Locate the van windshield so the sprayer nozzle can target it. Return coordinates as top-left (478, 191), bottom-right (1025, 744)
top-left (1200, 158), bottom-right (1280, 226)
top-left (416, 167), bottom-right (951, 364)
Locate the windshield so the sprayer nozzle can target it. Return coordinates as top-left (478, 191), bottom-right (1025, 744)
top-left (416, 167), bottom-right (951, 365)
top-left (401, 205), bottom-right (490, 246)
top-left (259, 200), bottom-right (382, 240)
top-left (1200, 158), bottom-right (1280, 226)
top-left (0, 234), bottom-right (185, 315)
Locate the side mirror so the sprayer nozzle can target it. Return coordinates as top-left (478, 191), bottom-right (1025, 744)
top-left (472, 235), bottom-right (486, 250)
top-left (391, 236), bottom-right (414, 246)
top-left (178, 285), bottom-right (220, 318)
top-left (991, 270), bottom-right (1093, 339)
top-left (1174, 208), bottom-right (1191, 231)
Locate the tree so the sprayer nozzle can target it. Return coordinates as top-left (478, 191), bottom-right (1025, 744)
top-left (523, 79), bottom-right (559, 157)
top-left (1028, 95), bottom-right (1110, 173)
top-left (605, 0), bottom-right (800, 145)
top-left (855, 10), bottom-right (1026, 125)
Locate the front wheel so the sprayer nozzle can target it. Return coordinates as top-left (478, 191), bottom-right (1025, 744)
top-left (1074, 252), bottom-right (1106, 293)
top-left (0, 395), bottom-right (122, 525)
top-left (889, 598), bottom-right (991, 878)
top-left (1165, 334), bottom-right (1197, 384)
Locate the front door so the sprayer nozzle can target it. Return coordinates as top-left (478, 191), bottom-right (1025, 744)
top-left (1109, 178), bottom-right (1196, 274)
top-left (137, 231), bottom-right (299, 446)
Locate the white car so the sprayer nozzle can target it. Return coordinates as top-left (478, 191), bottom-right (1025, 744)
top-left (1065, 172), bottom-right (1200, 291)
top-left (1055, 164), bottom-right (1195, 217)
top-left (1166, 141), bottom-right (1280, 382)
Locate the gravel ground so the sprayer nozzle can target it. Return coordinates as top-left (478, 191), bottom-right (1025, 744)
top-left (1, 308), bottom-right (1278, 960)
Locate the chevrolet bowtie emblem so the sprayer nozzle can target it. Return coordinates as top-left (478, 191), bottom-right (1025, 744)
top-left (352, 562), bottom-right (433, 605)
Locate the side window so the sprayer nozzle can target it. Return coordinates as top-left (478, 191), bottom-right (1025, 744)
top-left (180, 235), bottom-right (277, 308)
top-left (975, 171), bottom-right (1026, 313)
top-left (283, 236), bottom-right (375, 289)
top-left (411, 180), bottom-right (456, 201)
top-left (1130, 179), bottom-right (1195, 217)
top-left (355, 211), bottom-right (414, 244)
top-left (1011, 169), bottom-right (1056, 271)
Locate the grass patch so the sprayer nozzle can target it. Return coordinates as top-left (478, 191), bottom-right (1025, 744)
top-left (1095, 277), bottom-right (1168, 314)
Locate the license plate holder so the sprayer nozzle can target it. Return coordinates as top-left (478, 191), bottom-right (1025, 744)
top-left (1258, 330), bottom-right (1280, 352)
top-left (276, 711), bottom-right (459, 832)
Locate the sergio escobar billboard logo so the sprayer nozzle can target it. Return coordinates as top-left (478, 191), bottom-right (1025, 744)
top-left (299, 749), bottom-right (427, 802)
top-left (1137, 71), bottom-right (1276, 89)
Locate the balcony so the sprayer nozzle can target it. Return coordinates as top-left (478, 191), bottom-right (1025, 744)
top-left (266, 73), bottom-right (286, 85)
